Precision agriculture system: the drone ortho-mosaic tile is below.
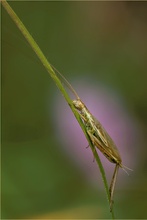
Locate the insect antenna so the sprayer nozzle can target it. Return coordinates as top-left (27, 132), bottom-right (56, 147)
top-left (50, 64), bottom-right (80, 100)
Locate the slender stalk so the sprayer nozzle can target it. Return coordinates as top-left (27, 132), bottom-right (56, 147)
top-left (1, 0), bottom-right (114, 218)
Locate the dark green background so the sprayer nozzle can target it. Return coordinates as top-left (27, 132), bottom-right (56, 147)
top-left (2, 1), bottom-right (147, 219)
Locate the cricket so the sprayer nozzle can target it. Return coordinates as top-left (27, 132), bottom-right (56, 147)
top-left (52, 65), bottom-right (132, 211)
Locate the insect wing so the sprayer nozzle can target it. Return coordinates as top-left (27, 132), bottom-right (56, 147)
top-left (89, 115), bottom-right (122, 164)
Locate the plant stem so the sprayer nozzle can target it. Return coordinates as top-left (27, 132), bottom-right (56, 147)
top-left (1, 0), bottom-right (114, 218)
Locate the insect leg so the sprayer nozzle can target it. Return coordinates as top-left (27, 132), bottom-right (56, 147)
top-left (86, 130), bottom-right (98, 162)
top-left (109, 164), bottom-right (119, 212)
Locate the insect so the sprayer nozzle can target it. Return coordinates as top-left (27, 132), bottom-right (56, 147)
top-left (72, 99), bottom-right (130, 211)
top-left (52, 65), bottom-right (131, 211)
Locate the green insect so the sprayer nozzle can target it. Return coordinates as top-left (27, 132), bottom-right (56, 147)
top-left (72, 98), bottom-right (124, 211)
top-left (53, 65), bottom-right (132, 211)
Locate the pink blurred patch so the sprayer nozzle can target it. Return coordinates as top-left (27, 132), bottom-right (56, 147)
top-left (52, 76), bottom-right (140, 188)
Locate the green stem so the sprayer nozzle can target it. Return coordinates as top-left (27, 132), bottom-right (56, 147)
top-left (1, 0), bottom-right (114, 218)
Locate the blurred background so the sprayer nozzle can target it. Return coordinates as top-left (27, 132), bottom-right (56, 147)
top-left (2, 1), bottom-right (147, 219)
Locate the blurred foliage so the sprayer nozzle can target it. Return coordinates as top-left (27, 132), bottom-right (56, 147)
top-left (2, 1), bottom-right (147, 219)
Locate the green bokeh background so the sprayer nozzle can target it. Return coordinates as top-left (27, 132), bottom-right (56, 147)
top-left (2, 1), bottom-right (147, 219)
